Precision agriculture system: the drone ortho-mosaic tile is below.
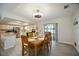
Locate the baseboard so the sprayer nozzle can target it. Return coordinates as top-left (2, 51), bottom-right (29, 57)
top-left (58, 41), bottom-right (73, 46)
top-left (73, 45), bottom-right (79, 53)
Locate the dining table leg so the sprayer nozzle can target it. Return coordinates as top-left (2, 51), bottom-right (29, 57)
top-left (35, 46), bottom-right (37, 56)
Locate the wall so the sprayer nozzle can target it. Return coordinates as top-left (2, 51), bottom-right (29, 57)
top-left (37, 16), bottom-right (73, 45)
top-left (73, 8), bottom-right (79, 52)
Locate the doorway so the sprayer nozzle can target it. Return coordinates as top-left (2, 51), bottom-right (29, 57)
top-left (44, 23), bottom-right (58, 41)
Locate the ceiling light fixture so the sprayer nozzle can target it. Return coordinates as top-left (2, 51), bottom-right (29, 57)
top-left (33, 9), bottom-right (43, 18)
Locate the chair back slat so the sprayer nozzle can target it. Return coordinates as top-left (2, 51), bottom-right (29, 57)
top-left (21, 35), bottom-right (28, 44)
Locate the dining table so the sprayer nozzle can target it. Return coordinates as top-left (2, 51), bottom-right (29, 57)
top-left (28, 37), bottom-right (44, 56)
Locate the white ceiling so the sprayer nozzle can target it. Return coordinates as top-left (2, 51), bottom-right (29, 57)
top-left (0, 3), bottom-right (79, 25)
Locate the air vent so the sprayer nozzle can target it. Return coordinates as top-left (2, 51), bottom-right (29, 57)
top-left (64, 5), bottom-right (69, 9)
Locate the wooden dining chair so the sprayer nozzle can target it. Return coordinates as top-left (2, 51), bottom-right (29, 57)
top-left (44, 32), bottom-right (51, 49)
top-left (28, 32), bottom-right (38, 38)
top-left (21, 35), bottom-right (29, 56)
top-left (28, 32), bottom-right (33, 38)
